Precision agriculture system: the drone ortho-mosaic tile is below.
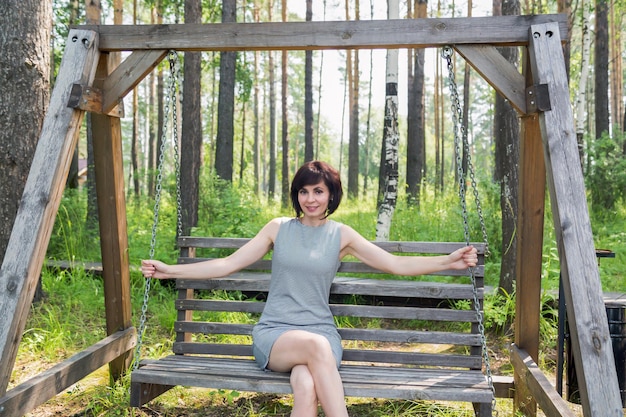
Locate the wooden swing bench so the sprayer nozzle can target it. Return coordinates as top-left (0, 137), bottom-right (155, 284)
top-left (130, 237), bottom-right (501, 416)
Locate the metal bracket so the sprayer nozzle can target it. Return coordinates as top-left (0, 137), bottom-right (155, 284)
top-left (525, 84), bottom-right (551, 113)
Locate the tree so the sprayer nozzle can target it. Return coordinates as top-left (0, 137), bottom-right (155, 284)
top-left (215, 0), bottom-right (237, 181)
top-left (0, 0), bottom-right (51, 392)
top-left (406, 0), bottom-right (427, 205)
top-left (594, 0), bottom-right (609, 139)
top-left (575, 0), bottom-right (591, 167)
top-left (376, 0), bottom-right (399, 241)
top-left (493, 0), bottom-right (520, 296)
top-left (268, 0), bottom-right (277, 201)
top-left (181, 0), bottom-right (203, 236)
top-left (347, 0), bottom-right (360, 199)
top-left (304, 0), bottom-right (314, 162)
top-left (280, 0), bottom-right (289, 207)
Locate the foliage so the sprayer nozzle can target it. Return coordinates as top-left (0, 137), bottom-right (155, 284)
top-left (586, 132), bottom-right (626, 216)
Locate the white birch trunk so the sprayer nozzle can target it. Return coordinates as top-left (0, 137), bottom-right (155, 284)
top-left (575, 0), bottom-right (591, 160)
top-left (375, 0), bottom-right (399, 241)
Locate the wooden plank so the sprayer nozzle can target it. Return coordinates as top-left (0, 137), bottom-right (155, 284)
top-left (79, 15), bottom-right (567, 52)
top-left (514, 53), bottom-right (545, 416)
top-left (510, 345), bottom-right (577, 417)
top-left (454, 45), bottom-right (527, 114)
top-left (528, 23), bottom-right (622, 417)
top-left (102, 49), bottom-right (168, 114)
top-left (178, 237), bottom-right (486, 254)
top-left (67, 84), bottom-right (124, 117)
top-left (91, 52), bottom-right (134, 381)
top-left (0, 328), bottom-right (136, 417)
top-left (0, 29), bottom-right (100, 396)
top-left (175, 274), bottom-right (483, 298)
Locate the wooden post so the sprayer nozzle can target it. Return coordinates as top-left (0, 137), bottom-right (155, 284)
top-left (0, 30), bottom-right (99, 395)
top-left (528, 22), bottom-right (622, 416)
top-left (513, 51), bottom-right (546, 416)
top-left (91, 53), bottom-right (134, 381)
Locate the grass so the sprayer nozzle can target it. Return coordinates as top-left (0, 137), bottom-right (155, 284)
top-left (12, 179), bottom-right (625, 416)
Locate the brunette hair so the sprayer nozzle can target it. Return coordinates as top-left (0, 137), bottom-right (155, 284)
top-left (290, 161), bottom-right (343, 218)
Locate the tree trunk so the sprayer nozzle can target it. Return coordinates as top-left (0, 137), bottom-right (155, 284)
top-left (575, 0), bottom-right (591, 168)
top-left (253, 0), bottom-right (261, 194)
top-left (406, 0), bottom-right (427, 205)
top-left (0, 0), bottom-right (51, 273)
top-left (594, 0), bottom-right (609, 139)
top-left (347, 0), bottom-right (360, 199)
top-left (493, 0), bottom-right (520, 297)
top-left (609, 2), bottom-right (623, 133)
top-left (304, 0), bottom-right (314, 162)
top-left (181, 0), bottom-right (202, 236)
top-left (280, 0), bottom-right (289, 208)
top-left (215, 0), bottom-right (237, 181)
top-left (376, 0), bottom-right (399, 241)
top-left (268, 1), bottom-right (276, 201)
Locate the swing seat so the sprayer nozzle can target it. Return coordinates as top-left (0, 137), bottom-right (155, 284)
top-left (131, 238), bottom-right (508, 416)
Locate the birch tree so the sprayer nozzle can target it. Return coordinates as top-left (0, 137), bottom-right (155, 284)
top-left (375, 0), bottom-right (399, 241)
top-left (575, 0), bottom-right (591, 167)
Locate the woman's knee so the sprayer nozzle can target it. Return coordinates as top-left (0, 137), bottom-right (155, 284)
top-left (304, 334), bottom-right (336, 365)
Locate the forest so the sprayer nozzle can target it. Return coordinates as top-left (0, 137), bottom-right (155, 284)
top-left (0, 0), bottom-right (625, 415)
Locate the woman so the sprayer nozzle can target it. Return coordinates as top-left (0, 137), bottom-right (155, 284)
top-left (141, 160), bottom-right (478, 417)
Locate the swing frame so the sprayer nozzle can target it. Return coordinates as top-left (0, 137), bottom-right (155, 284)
top-left (0, 13), bottom-right (621, 417)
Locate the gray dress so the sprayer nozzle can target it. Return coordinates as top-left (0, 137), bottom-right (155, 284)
top-left (251, 217), bottom-right (343, 370)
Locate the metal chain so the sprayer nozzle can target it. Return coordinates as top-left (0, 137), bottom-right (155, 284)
top-left (132, 51), bottom-right (181, 371)
top-left (442, 46), bottom-right (496, 415)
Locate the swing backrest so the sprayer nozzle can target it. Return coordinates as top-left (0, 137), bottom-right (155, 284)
top-left (173, 237), bottom-right (486, 369)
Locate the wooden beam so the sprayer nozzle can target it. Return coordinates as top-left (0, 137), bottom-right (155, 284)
top-left (0, 328), bottom-right (136, 417)
top-left (528, 22), bottom-right (622, 416)
top-left (102, 49), bottom-right (168, 114)
top-left (0, 29), bottom-right (99, 396)
top-left (77, 14), bottom-right (568, 52)
top-left (68, 84), bottom-right (124, 117)
top-left (91, 52), bottom-right (134, 381)
top-left (510, 344), bottom-right (577, 417)
top-left (454, 45), bottom-right (527, 114)
top-left (513, 52), bottom-right (546, 417)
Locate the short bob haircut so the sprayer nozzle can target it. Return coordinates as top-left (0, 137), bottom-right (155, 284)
top-left (290, 160), bottom-right (343, 218)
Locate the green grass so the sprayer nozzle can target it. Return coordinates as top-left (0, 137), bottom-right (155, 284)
top-left (14, 179), bottom-right (623, 415)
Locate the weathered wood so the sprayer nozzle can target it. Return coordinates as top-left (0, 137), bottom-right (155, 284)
top-left (454, 45), bottom-right (527, 114)
top-left (132, 357), bottom-right (492, 405)
top-left (513, 55), bottom-right (546, 416)
top-left (0, 29), bottom-right (99, 396)
top-left (67, 84), bottom-right (124, 117)
top-left (510, 344), bottom-right (577, 417)
top-left (91, 52), bottom-right (134, 381)
top-left (0, 328), bottom-right (136, 417)
top-left (528, 23), bottom-right (622, 416)
top-left (102, 49), bottom-right (168, 114)
top-left (79, 15), bottom-right (567, 52)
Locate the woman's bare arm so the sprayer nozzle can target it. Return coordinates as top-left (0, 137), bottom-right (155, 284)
top-left (141, 218), bottom-right (282, 279)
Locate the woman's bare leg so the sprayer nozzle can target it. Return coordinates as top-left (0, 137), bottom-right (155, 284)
top-left (290, 364), bottom-right (318, 417)
top-left (268, 330), bottom-right (348, 417)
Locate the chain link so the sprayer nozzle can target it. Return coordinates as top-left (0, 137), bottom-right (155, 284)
top-left (442, 46), bottom-right (496, 415)
top-left (132, 51), bottom-right (181, 371)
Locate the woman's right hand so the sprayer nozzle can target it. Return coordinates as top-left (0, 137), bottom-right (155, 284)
top-left (141, 259), bottom-right (170, 279)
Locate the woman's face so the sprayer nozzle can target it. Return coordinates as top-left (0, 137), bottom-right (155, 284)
top-left (297, 181), bottom-right (330, 219)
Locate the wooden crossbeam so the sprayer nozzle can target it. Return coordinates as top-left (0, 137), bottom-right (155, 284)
top-left (0, 328), bottom-right (136, 417)
top-left (76, 14), bottom-right (568, 52)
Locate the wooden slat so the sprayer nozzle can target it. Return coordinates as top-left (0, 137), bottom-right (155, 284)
top-left (174, 321), bottom-right (481, 346)
top-left (80, 14), bottom-right (567, 52)
top-left (0, 328), bottom-right (136, 417)
top-left (0, 29), bottom-right (100, 396)
top-left (176, 299), bottom-right (478, 322)
top-left (510, 345), bottom-right (577, 417)
top-left (176, 274), bottom-right (484, 299)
